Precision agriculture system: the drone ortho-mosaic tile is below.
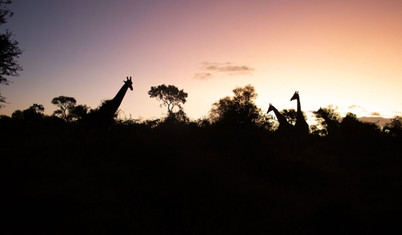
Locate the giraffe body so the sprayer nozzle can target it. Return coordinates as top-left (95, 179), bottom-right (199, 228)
top-left (316, 108), bottom-right (340, 137)
top-left (98, 77), bottom-right (133, 119)
top-left (87, 77), bottom-right (133, 125)
top-left (267, 104), bottom-right (294, 133)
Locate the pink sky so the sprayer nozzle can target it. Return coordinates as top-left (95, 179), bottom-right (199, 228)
top-left (1, 0), bottom-right (402, 122)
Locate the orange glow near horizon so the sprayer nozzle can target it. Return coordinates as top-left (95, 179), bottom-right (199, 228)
top-left (1, 0), bottom-right (402, 123)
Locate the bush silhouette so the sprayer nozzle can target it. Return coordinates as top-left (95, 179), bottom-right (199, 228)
top-left (11, 103), bottom-right (45, 121)
top-left (384, 116), bottom-right (402, 137)
top-left (2, 84), bottom-right (402, 234)
top-left (209, 85), bottom-right (263, 127)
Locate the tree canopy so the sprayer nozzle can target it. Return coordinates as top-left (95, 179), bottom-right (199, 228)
top-left (209, 85), bottom-right (262, 126)
top-left (12, 103), bottom-right (44, 120)
top-left (69, 104), bottom-right (89, 121)
top-left (0, 0), bottom-right (22, 107)
top-left (148, 84), bottom-right (188, 114)
top-left (51, 96), bottom-right (77, 121)
top-left (279, 109), bottom-right (298, 126)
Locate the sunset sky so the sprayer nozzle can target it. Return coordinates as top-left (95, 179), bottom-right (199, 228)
top-left (1, 0), bottom-right (402, 122)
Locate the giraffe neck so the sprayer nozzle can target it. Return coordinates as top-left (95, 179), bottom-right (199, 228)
top-left (110, 84), bottom-right (129, 114)
top-left (294, 96), bottom-right (310, 134)
top-left (296, 97), bottom-right (302, 117)
top-left (272, 107), bottom-right (289, 125)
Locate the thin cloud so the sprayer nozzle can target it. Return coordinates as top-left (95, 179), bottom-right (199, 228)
top-left (203, 62), bottom-right (254, 74)
top-left (370, 112), bottom-right (381, 117)
top-left (194, 62), bottom-right (254, 80)
top-left (194, 73), bottom-right (213, 80)
top-left (348, 105), bottom-right (363, 109)
top-left (348, 105), bottom-right (367, 112)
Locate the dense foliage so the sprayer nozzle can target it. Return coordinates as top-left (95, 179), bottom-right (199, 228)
top-left (0, 0), bottom-right (22, 106)
top-left (209, 85), bottom-right (263, 127)
top-left (2, 98), bottom-right (401, 234)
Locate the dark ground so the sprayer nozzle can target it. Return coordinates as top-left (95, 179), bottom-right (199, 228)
top-left (2, 117), bottom-right (402, 234)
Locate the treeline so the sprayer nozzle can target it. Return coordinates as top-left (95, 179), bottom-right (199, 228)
top-left (3, 84), bottom-right (402, 138)
top-left (2, 84), bottom-right (402, 234)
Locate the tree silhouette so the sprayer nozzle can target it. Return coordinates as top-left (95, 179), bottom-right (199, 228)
top-left (51, 96), bottom-right (76, 121)
top-left (69, 104), bottom-right (89, 121)
top-left (28, 103), bottom-right (44, 113)
top-left (280, 109), bottom-right (298, 126)
top-left (209, 85), bottom-right (261, 126)
top-left (12, 103), bottom-right (44, 120)
top-left (164, 109), bottom-right (189, 123)
top-left (386, 116), bottom-right (402, 129)
top-left (383, 115), bottom-right (402, 137)
top-left (2, 94), bottom-right (402, 234)
top-left (148, 84), bottom-right (188, 115)
top-left (339, 112), bottom-right (380, 140)
top-left (0, 0), bottom-right (22, 107)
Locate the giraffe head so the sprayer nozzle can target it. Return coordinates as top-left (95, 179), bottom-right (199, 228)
top-left (315, 107), bottom-right (327, 118)
top-left (124, 77), bottom-right (133, 91)
top-left (267, 103), bottom-right (274, 114)
top-left (290, 91), bottom-right (299, 101)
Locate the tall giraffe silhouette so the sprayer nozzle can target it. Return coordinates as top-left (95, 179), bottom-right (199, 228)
top-left (95, 76), bottom-right (133, 121)
top-left (290, 91), bottom-right (309, 135)
top-left (267, 103), bottom-right (294, 133)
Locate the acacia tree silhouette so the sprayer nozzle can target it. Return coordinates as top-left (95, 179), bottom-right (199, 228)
top-left (51, 96), bottom-right (77, 121)
top-left (148, 84), bottom-right (188, 119)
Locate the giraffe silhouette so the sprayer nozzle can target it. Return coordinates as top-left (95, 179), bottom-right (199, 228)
top-left (90, 76), bottom-right (133, 123)
top-left (267, 103), bottom-right (294, 133)
top-left (315, 107), bottom-right (340, 137)
top-left (290, 91), bottom-right (309, 135)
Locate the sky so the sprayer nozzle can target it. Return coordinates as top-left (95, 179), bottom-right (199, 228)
top-left (1, 0), bottom-right (402, 122)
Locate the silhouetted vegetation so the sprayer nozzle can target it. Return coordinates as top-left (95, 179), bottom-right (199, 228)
top-left (313, 105), bottom-right (341, 136)
top-left (51, 95), bottom-right (77, 121)
top-left (280, 108), bottom-right (298, 125)
top-left (12, 103), bottom-right (44, 120)
top-left (0, 0), bottom-right (22, 106)
top-left (2, 85), bottom-right (402, 234)
top-left (209, 85), bottom-right (269, 129)
top-left (384, 115), bottom-right (402, 137)
top-left (148, 84), bottom-right (188, 118)
top-left (68, 104), bottom-right (90, 121)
